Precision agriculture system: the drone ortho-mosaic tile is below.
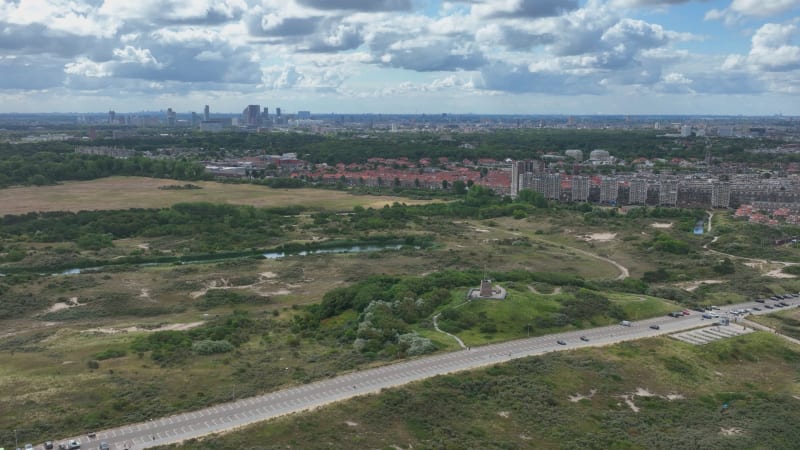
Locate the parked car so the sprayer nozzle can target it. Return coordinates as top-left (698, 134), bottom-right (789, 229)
top-left (764, 304), bottom-right (774, 309)
top-left (45, 442), bottom-right (54, 450)
top-left (25, 444), bottom-right (33, 450)
top-left (682, 309), bottom-right (690, 315)
top-left (580, 336), bottom-right (589, 342)
top-left (67, 440), bottom-right (80, 450)
top-left (99, 442), bottom-right (110, 450)
top-left (779, 301), bottom-right (790, 307)
top-left (752, 307), bottom-right (762, 311)
top-left (755, 298), bottom-right (766, 303)
top-left (649, 324), bottom-right (660, 330)
top-left (557, 340), bottom-right (567, 345)
top-left (620, 320), bottom-right (632, 327)
top-left (668, 312), bottom-right (682, 318)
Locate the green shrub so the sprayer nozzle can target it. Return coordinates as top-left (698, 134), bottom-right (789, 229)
top-left (94, 349), bottom-right (127, 360)
top-left (192, 339), bottom-right (234, 355)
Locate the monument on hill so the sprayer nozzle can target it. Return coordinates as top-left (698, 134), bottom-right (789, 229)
top-left (468, 275), bottom-right (507, 300)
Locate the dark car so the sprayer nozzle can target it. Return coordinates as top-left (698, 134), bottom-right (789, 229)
top-left (755, 298), bottom-right (765, 303)
top-left (557, 340), bottom-right (567, 345)
top-left (752, 307), bottom-right (762, 311)
top-left (649, 324), bottom-right (660, 330)
top-left (99, 443), bottom-right (110, 450)
top-left (45, 442), bottom-right (54, 450)
top-left (779, 301), bottom-right (790, 307)
top-left (668, 312), bottom-right (682, 318)
top-left (764, 304), bottom-right (774, 309)
top-left (580, 336), bottom-right (589, 342)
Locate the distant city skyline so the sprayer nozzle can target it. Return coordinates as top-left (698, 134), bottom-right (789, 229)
top-left (1, 1), bottom-right (799, 115)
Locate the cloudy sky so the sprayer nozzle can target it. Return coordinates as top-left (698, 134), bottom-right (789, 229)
top-left (1, 0), bottom-right (799, 115)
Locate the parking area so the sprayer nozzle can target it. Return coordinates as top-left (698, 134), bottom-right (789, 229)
top-left (670, 325), bottom-right (754, 345)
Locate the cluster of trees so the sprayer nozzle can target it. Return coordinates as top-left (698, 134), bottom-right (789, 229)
top-left (130, 311), bottom-right (259, 364)
top-left (294, 269), bottom-right (607, 357)
top-left (648, 232), bottom-right (691, 254)
top-left (0, 202), bottom-right (298, 252)
top-left (0, 147), bottom-right (207, 187)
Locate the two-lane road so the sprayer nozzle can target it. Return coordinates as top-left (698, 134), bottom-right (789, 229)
top-left (41, 298), bottom-right (798, 450)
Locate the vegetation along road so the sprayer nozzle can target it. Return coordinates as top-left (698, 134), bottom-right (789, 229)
top-left (40, 298), bottom-right (793, 450)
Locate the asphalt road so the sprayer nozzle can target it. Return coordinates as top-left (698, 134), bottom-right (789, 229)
top-left (39, 297), bottom-right (798, 450)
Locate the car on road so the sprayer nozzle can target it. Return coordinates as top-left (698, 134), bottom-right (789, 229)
top-left (620, 320), bottom-right (632, 327)
top-left (668, 312), bottom-right (682, 318)
top-left (557, 340), bottom-right (567, 345)
top-left (779, 301), bottom-right (790, 307)
top-left (45, 442), bottom-right (54, 450)
top-left (25, 444), bottom-right (33, 450)
top-left (580, 336), bottom-right (589, 342)
top-left (649, 324), bottom-right (660, 330)
top-left (764, 304), bottom-right (774, 309)
top-left (755, 298), bottom-right (765, 303)
top-left (67, 440), bottom-right (80, 450)
top-left (99, 442), bottom-right (110, 450)
top-left (752, 307), bottom-right (762, 311)
top-left (682, 309), bottom-right (690, 315)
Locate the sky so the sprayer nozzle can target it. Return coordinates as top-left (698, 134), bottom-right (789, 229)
top-left (1, 0), bottom-right (799, 115)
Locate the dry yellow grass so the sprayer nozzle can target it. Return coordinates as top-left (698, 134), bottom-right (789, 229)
top-left (0, 176), bottom-right (433, 214)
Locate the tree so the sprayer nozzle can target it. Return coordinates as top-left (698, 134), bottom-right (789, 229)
top-left (441, 179), bottom-right (449, 190)
top-left (452, 180), bottom-right (466, 195)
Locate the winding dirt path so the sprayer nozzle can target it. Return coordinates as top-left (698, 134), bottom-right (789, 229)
top-left (527, 285), bottom-right (563, 295)
top-left (432, 313), bottom-right (466, 349)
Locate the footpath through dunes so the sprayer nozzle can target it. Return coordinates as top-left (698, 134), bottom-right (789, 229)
top-left (0, 176), bottom-right (439, 215)
top-left (44, 298), bottom-right (793, 450)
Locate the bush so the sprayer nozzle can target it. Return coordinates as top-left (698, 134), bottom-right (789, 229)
top-left (94, 349), bottom-right (127, 360)
top-left (192, 339), bottom-right (234, 355)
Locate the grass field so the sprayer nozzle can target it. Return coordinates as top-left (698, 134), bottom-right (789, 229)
top-left (0, 176), bottom-right (434, 215)
top-left (7, 184), bottom-right (800, 447)
top-left (156, 332), bottom-right (800, 450)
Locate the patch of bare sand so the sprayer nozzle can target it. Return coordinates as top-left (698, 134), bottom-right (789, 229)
top-left (345, 421), bottom-right (358, 427)
top-left (569, 389), bottom-right (597, 402)
top-left (676, 279), bottom-right (725, 292)
top-left (720, 427), bottom-right (743, 436)
top-left (650, 222), bottom-right (673, 228)
top-left (621, 395), bottom-right (640, 412)
top-left (579, 232), bottom-right (617, 242)
top-left (82, 322), bottom-right (204, 335)
top-left (766, 268), bottom-right (796, 278)
top-left (634, 387), bottom-right (656, 397)
top-left (498, 411), bottom-right (510, 418)
top-left (191, 272), bottom-right (285, 298)
top-left (46, 296), bottom-right (83, 313)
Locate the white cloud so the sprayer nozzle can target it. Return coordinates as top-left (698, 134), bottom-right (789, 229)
top-left (705, 0), bottom-right (800, 24)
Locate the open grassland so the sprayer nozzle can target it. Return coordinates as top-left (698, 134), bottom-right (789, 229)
top-left (158, 332), bottom-right (800, 450)
top-left (6, 191), bottom-right (800, 446)
top-left (0, 176), bottom-right (434, 215)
